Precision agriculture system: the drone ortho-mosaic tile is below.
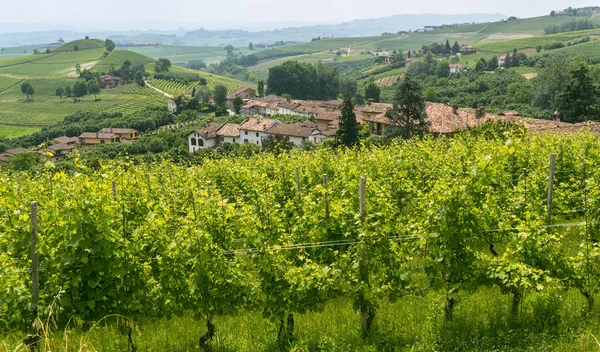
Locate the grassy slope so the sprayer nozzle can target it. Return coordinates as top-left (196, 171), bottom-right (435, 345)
top-left (52, 39), bottom-right (105, 52)
top-left (124, 45), bottom-right (255, 65)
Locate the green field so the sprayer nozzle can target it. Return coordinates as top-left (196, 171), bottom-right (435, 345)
top-left (35, 48), bottom-right (106, 64)
top-left (97, 49), bottom-right (156, 66)
top-left (124, 45), bottom-right (255, 65)
top-left (52, 38), bottom-right (105, 52)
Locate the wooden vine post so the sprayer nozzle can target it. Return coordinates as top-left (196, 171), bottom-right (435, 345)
top-left (358, 176), bottom-right (369, 337)
top-left (30, 201), bottom-right (39, 310)
top-left (547, 154), bottom-right (556, 224)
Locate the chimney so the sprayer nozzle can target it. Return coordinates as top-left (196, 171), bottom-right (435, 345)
top-left (368, 98), bottom-right (373, 106)
top-left (452, 105), bottom-right (459, 115)
top-left (263, 123), bottom-right (267, 130)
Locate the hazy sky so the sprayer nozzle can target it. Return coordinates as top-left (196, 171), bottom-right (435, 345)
top-left (0, 0), bottom-right (596, 29)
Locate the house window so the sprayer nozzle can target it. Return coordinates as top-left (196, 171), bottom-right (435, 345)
top-left (191, 138), bottom-right (197, 146)
top-left (220, 137), bottom-right (224, 142)
top-left (256, 141), bottom-right (259, 145)
top-left (302, 137), bottom-right (306, 140)
top-left (198, 139), bottom-right (204, 147)
top-left (244, 139), bottom-right (248, 143)
top-left (100, 140), bottom-right (105, 144)
top-left (245, 131), bottom-right (248, 135)
top-left (233, 139), bottom-right (236, 143)
top-left (256, 132), bottom-right (259, 137)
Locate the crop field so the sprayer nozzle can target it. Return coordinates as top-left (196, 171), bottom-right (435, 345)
top-left (52, 39), bottom-right (105, 52)
top-left (0, 75), bottom-right (22, 92)
top-left (125, 45), bottom-right (255, 65)
top-left (0, 45), bottom-right (47, 59)
top-left (34, 48), bottom-right (105, 64)
top-left (0, 62), bottom-right (75, 78)
top-left (531, 38), bottom-right (600, 64)
top-left (0, 124), bottom-right (42, 138)
top-left (97, 49), bottom-right (156, 66)
top-left (476, 30), bottom-right (600, 54)
top-left (0, 54), bottom-right (52, 69)
top-left (2, 134), bottom-right (600, 351)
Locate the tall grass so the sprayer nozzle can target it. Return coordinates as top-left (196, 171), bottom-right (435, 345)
top-left (2, 287), bottom-right (599, 351)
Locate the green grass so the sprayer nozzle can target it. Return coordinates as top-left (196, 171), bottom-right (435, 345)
top-left (0, 54), bottom-right (53, 69)
top-left (1, 289), bottom-right (599, 351)
top-left (0, 124), bottom-right (41, 138)
top-left (52, 39), bottom-right (105, 52)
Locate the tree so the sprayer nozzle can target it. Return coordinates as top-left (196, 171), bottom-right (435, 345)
top-left (248, 43), bottom-right (254, 50)
top-left (21, 83), bottom-right (34, 101)
top-left (58, 37), bottom-right (65, 43)
top-left (195, 86), bottom-right (212, 107)
top-left (364, 82), bottom-right (381, 103)
top-left (444, 39), bottom-right (451, 54)
top-left (424, 87), bottom-right (437, 101)
top-left (72, 80), bottom-right (88, 98)
top-left (550, 10), bottom-right (556, 16)
top-left (224, 44), bottom-right (234, 57)
top-left (337, 95), bottom-right (359, 146)
top-left (65, 86), bottom-right (71, 98)
top-left (536, 45), bottom-right (542, 53)
top-left (557, 60), bottom-right (599, 122)
top-left (85, 36), bottom-right (89, 39)
top-left (488, 57), bottom-right (498, 70)
top-left (105, 39), bottom-right (115, 52)
top-left (45, 48), bottom-right (50, 54)
top-left (75, 63), bottom-right (81, 75)
top-left (213, 84), bottom-right (228, 107)
top-left (87, 80), bottom-right (100, 101)
top-left (504, 52), bottom-right (511, 68)
top-left (257, 80), bottom-right (265, 97)
top-left (6, 152), bottom-right (41, 171)
top-left (33, 49), bottom-right (38, 54)
top-left (199, 77), bottom-right (208, 86)
top-left (452, 41), bottom-right (460, 54)
top-left (339, 77), bottom-right (357, 97)
top-left (262, 134), bottom-right (294, 154)
top-left (155, 58), bottom-right (172, 73)
top-left (233, 96), bottom-right (244, 114)
top-left (73, 45), bottom-right (79, 51)
top-left (385, 74), bottom-right (430, 139)
top-left (56, 87), bottom-right (64, 102)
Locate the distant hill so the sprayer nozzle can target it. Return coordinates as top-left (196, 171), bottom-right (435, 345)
top-left (0, 13), bottom-right (506, 47)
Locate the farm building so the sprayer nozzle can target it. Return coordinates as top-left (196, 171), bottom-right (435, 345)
top-left (99, 75), bottom-right (121, 88)
top-left (78, 132), bottom-right (121, 147)
top-left (238, 117), bottom-right (280, 146)
top-left (449, 64), bottom-right (465, 73)
top-left (99, 128), bottom-right (139, 140)
top-left (188, 122), bottom-right (224, 152)
top-left (226, 87), bottom-right (257, 108)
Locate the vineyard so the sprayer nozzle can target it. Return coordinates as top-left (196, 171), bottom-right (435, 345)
top-left (150, 74), bottom-right (255, 96)
top-left (374, 75), bottom-right (400, 87)
top-left (2, 133), bottom-right (600, 350)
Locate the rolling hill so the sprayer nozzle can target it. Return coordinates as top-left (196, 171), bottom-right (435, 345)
top-left (0, 41), bottom-right (255, 139)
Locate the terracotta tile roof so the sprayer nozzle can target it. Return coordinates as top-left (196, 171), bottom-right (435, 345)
top-left (322, 129), bottom-right (338, 137)
top-left (449, 64), bottom-right (464, 68)
top-left (216, 123), bottom-right (240, 137)
top-left (278, 102), bottom-right (300, 110)
top-left (266, 121), bottom-right (315, 138)
top-left (7, 148), bottom-right (30, 155)
top-left (239, 117), bottom-right (278, 132)
top-left (293, 105), bottom-right (324, 114)
top-left (6, 147), bottom-right (29, 155)
top-left (242, 100), bottom-right (269, 109)
top-left (191, 122), bottom-right (224, 140)
top-left (99, 128), bottom-right (136, 134)
top-left (52, 136), bottom-right (79, 144)
top-left (257, 95), bottom-right (286, 104)
top-left (362, 103), bottom-right (393, 114)
top-left (316, 111), bottom-right (341, 121)
top-left (48, 143), bottom-right (76, 151)
top-left (79, 132), bottom-right (119, 139)
top-left (227, 87), bottom-right (256, 100)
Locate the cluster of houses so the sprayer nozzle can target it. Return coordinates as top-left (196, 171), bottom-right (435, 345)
top-left (0, 128), bottom-right (139, 165)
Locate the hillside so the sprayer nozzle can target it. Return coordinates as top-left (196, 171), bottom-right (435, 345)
top-left (52, 38), bottom-right (105, 52)
top-left (0, 41), bottom-right (255, 139)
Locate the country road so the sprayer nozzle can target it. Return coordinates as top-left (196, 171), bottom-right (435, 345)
top-left (145, 80), bottom-right (174, 99)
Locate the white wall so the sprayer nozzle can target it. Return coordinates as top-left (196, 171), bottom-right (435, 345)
top-left (188, 133), bottom-right (217, 152)
top-left (239, 129), bottom-right (266, 146)
top-left (221, 136), bottom-right (238, 144)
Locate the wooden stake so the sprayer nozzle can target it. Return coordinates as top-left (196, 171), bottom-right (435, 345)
top-left (323, 174), bottom-right (329, 220)
top-left (547, 154), bottom-right (556, 224)
top-left (112, 180), bottom-right (117, 201)
top-left (30, 201), bottom-right (39, 309)
top-left (359, 176), bottom-right (366, 222)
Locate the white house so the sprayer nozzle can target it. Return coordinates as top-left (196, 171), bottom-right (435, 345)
top-left (449, 64), bottom-right (465, 73)
top-left (498, 54), bottom-right (509, 67)
top-left (238, 117), bottom-right (280, 146)
top-left (188, 122), bottom-right (224, 152)
top-left (264, 121), bottom-right (315, 146)
top-left (168, 100), bottom-right (177, 113)
top-left (216, 123), bottom-right (241, 144)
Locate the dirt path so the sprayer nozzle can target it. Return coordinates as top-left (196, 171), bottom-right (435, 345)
top-left (62, 60), bottom-right (99, 78)
top-left (0, 73), bottom-right (30, 79)
top-left (145, 80), bottom-right (174, 99)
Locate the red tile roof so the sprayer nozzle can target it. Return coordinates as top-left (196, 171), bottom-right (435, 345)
top-left (239, 117), bottom-right (278, 132)
top-left (191, 122), bottom-right (224, 140)
top-left (216, 123), bottom-right (241, 137)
